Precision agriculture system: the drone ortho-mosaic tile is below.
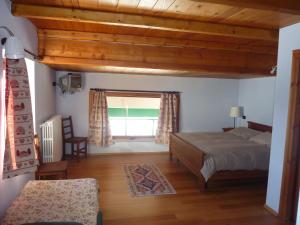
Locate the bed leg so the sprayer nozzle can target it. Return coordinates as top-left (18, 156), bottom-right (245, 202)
top-left (198, 176), bottom-right (207, 192)
top-left (169, 151), bottom-right (173, 161)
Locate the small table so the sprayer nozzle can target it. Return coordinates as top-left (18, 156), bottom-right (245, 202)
top-left (223, 127), bottom-right (234, 132)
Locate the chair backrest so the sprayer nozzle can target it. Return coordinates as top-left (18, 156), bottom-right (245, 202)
top-left (62, 116), bottom-right (74, 141)
top-left (34, 134), bottom-right (43, 166)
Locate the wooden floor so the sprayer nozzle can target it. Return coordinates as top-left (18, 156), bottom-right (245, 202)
top-left (68, 152), bottom-right (290, 225)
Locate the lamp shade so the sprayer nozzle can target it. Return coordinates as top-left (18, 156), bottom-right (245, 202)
top-left (230, 106), bottom-right (244, 118)
top-left (5, 36), bottom-right (25, 59)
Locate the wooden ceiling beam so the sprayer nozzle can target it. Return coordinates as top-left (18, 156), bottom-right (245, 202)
top-left (38, 34), bottom-right (276, 77)
top-left (38, 29), bottom-right (277, 55)
top-left (12, 3), bottom-right (278, 41)
top-left (39, 37), bottom-right (276, 69)
top-left (41, 56), bottom-right (274, 78)
top-left (190, 0), bottom-right (300, 15)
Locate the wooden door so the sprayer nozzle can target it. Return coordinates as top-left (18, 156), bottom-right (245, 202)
top-left (291, 162), bottom-right (299, 222)
top-left (280, 50), bottom-right (300, 223)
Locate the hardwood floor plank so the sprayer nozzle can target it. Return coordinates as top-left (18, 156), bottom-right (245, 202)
top-left (67, 153), bottom-right (291, 225)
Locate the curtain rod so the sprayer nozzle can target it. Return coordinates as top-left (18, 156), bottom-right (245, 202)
top-left (90, 88), bottom-right (180, 94)
top-left (24, 49), bottom-right (40, 60)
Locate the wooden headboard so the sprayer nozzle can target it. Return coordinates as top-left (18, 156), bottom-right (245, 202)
top-left (247, 121), bottom-right (272, 133)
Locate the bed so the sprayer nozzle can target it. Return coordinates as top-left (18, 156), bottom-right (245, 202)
top-left (1, 178), bottom-right (102, 225)
top-left (169, 121), bottom-right (272, 190)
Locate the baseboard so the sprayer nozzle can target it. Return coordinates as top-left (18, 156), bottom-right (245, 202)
top-left (264, 204), bottom-right (278, 217)
top-left (87, 151), bottom-right (169, 156)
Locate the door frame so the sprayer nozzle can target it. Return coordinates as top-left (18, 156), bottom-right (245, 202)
top-left (279, 49), bottom-right (300, 222)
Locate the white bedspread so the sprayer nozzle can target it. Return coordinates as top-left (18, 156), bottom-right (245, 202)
top-left (1, 178), bottom-right (99, 225)
top-left (176, 132), bottom-right (270, 181)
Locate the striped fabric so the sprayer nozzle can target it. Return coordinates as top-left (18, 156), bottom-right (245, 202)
top-left (3, 58), bottom-right (38, 178)
top-left (89, 90), bottom-right (112, 147)
top-left (155, 93), bottom-right (179, 144)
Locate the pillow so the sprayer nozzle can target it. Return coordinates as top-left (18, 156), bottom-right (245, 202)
top-left (249, 132), bottom-right (272, 147)
top-left (228, 127), bottom-right (262, 139)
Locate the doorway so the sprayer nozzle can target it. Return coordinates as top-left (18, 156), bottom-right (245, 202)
top-left (279, 50), bottom-right (300, 223)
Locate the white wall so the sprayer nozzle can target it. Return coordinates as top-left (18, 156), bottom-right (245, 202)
top-left (0, 0), bottom-right (38, 219)
top-left (234, 24), bottom-right (300, 218)
top-left (0, 0), bottom-right (56, 218)
top-left (0, 62), bottom-right (55, 219)
top-left (0, 0), bottom-right (37, 54)
top-left (266, 23), bottom-right (300, 213)
top-left (34, 62), bottom-right (56, 136)
top-left (56, 72), bottom-right (239, 153)
top-left (238, 77), bottom-right (275, 127)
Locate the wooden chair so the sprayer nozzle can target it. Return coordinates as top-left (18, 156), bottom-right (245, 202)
top-left (62, 116), bottom-right (88, 162)
top-left (34, 135), bottom-right (68, 180)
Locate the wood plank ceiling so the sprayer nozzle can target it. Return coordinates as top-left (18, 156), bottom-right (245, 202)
top-left (12, 0), bottom-right (300, 78)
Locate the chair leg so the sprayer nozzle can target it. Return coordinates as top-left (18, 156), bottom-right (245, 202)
top-left (35, 171), bottom-right (39, 180)
top-left (85, 140), bottom-right (88, 158)
top-left (62, 142), bottom-right (66, 160)
top-left (71, 143), bottom-right (74, 158)
top-left (77, 142), bottom-right (80, 162)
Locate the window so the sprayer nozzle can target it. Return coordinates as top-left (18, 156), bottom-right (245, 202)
top-left (25, 58), bottom-right (36, 133)
top-left (0, 48), bottom-right (5, 177)
top-left (107, 95), bottom-right (160, 137)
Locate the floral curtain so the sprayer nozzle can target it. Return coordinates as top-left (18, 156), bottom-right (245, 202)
top-left (155, 93), bottom-right (179, 144)
top-left (3, 58), bottom-right (38, 178)
top-left (88, 90), bottom-right (112, 147)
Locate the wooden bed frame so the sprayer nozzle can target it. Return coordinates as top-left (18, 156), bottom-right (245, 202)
top-left (169, 121), bottom-right (272, 191)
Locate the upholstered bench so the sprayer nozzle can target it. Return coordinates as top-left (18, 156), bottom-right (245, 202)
top-left (1, 179), bottom-right (102, 225)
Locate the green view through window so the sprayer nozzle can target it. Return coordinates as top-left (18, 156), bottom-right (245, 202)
top-left (108, 108), bottom-right (159, 117)
top-left (107, 96), bottom-right (160, 136)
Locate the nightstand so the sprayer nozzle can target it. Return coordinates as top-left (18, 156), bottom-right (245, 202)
top-left (223, 127), bottom-right (234, 132)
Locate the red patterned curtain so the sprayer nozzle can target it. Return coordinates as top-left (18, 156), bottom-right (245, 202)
top-left (3, 58), bottom-right (38, 178)
top-left (155, 93), bottom-right (179, 144)
top-left (88, 90), bottom-right (112, 147)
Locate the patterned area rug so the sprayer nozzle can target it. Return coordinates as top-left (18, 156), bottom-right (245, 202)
top-left (124, 164), bottom-right (176, 197)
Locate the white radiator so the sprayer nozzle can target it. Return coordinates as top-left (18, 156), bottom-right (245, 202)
top-left (40, 115), bottom-right (63, 163)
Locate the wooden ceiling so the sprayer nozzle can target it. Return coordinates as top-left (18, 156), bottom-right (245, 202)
top-left (12, 0), bottom-right (300, 78)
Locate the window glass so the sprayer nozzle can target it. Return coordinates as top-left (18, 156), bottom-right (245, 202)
top-left (107, 96), bottom-right (160, 136)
